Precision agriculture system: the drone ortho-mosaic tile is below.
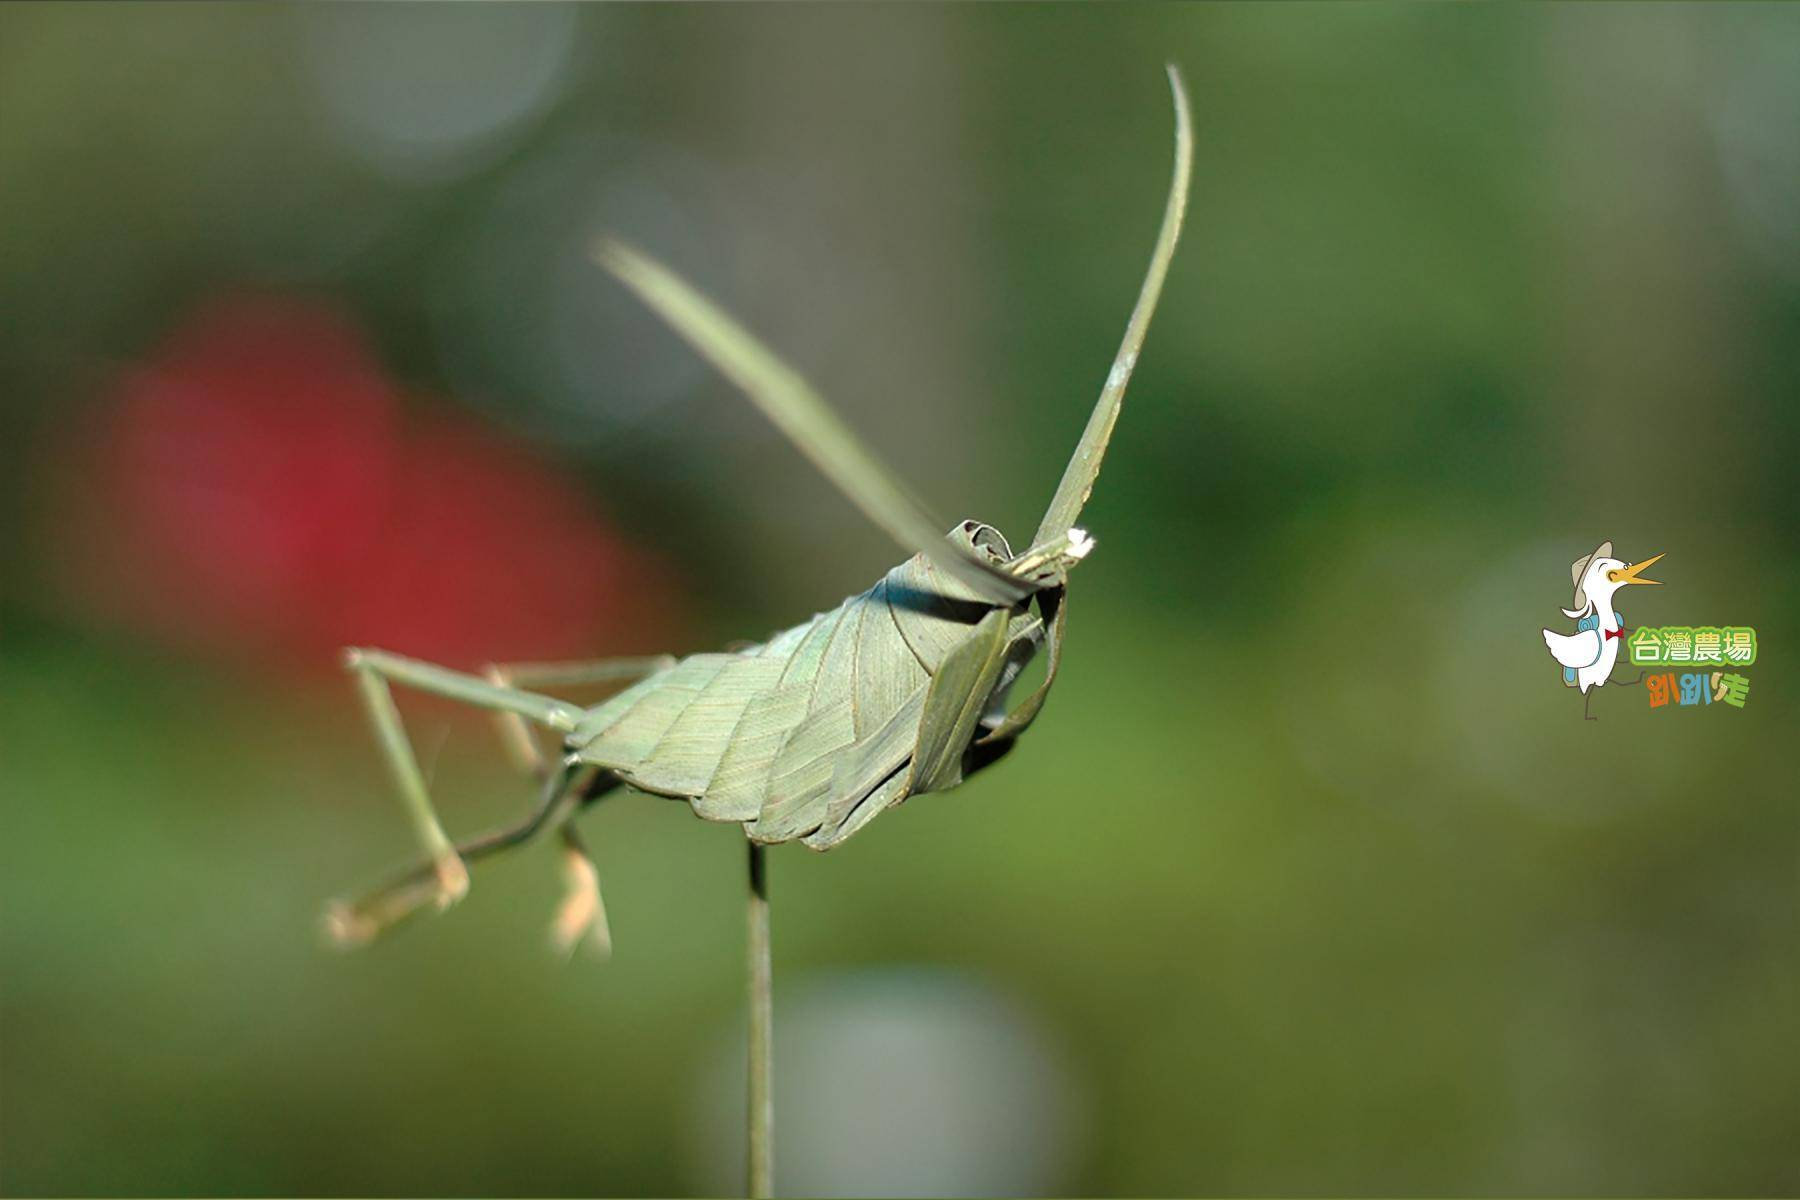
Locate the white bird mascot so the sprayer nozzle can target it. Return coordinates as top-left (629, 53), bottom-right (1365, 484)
top-left (1542, 540), bottom-right (1663, 720)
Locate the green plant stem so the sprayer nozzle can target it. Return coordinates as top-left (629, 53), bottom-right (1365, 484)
top-left (747, 842), bottom-right (773, 1199)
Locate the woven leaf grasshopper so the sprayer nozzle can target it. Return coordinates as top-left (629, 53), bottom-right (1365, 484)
top-left (324, 68), bottom-right (1192, 960)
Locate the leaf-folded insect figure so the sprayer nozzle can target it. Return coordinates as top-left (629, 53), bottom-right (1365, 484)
top-left (324, 67), bottom-right (1191, 964)
top-left (327, 64), bottom-right (1189, 1200)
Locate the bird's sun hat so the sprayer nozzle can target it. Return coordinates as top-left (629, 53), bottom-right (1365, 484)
top-left (1565, 539), bottom-right (1612, 617)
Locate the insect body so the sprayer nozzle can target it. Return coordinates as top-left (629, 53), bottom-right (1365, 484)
top-left (569, 519), bottom-right (1075, 850)
top-left (326, 68), bottom-right (1191, 955)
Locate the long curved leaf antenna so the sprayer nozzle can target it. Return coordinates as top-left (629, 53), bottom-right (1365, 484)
top-left (593, 237), bottom-right (1034, 605)
top-left (1031, 64), bottom-right (1194, 549)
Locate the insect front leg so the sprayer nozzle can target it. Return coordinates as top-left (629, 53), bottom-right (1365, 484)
top-left (342, 648), bottom-right (584, 911)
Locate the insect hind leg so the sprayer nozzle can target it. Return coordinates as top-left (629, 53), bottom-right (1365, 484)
top-left (325, 761), bottom-right (617, 948)
top-left (342, 648), bottom-right (584, 913)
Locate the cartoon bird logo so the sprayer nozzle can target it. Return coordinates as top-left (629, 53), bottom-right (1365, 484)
top-left (1541, 540), bottom-right (1663, 720)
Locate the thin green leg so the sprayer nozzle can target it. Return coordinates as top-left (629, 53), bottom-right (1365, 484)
top-left (347, 648), bottom-right (583, 728)
top-left (484, 654), bottom-right (675, 777)
top-left (481, 654), bottom-right (674, 958)
top-left (325, 761), bottom-right (593, 948)
top-left (343, 647), bottom-right (584, 909)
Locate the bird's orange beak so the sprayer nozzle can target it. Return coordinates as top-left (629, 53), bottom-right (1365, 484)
top-left (1608, 553), bottom-right (1663, 586)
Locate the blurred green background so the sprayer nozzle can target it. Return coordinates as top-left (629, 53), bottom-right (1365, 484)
top-left (2, 4), bottom-right (1796, 1196)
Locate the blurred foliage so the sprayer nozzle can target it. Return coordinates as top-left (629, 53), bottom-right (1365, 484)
top-left (2, 4), bottom-right (1797, 1196)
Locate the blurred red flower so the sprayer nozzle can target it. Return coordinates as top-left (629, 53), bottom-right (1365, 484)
top-left (45, 295), bottom-right (676, 673)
